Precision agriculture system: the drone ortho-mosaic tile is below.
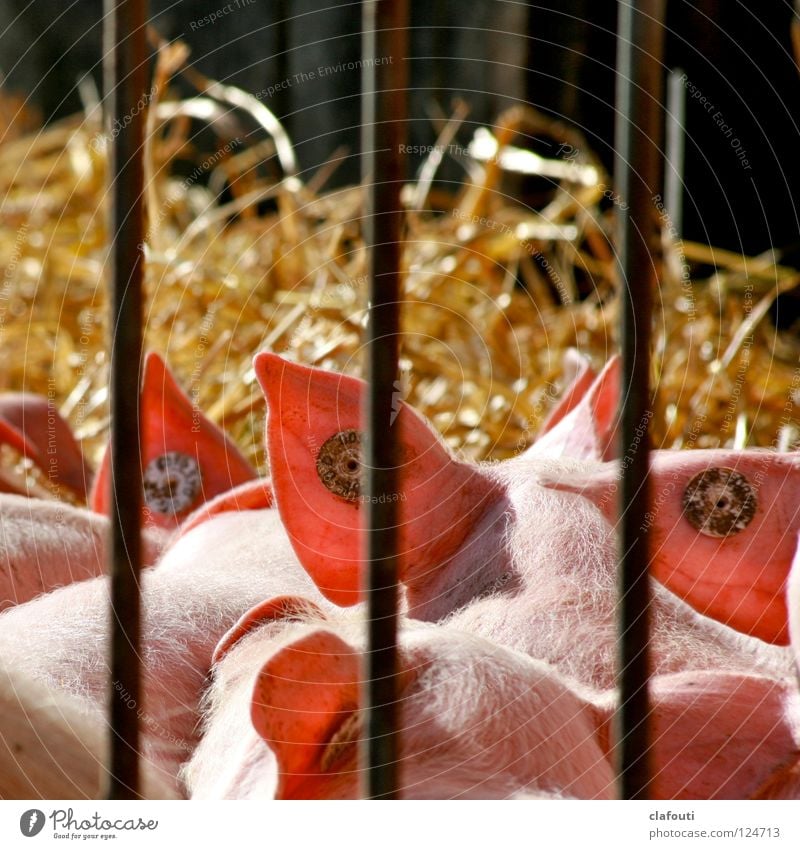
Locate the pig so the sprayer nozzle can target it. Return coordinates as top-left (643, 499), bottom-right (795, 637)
top-left (640, 670), bottom-right (800, 800)
top-left (789, 535), bottom-right (800, 671)
top-left (0, 506), bottom-right (330, 792)
top-left (90, 351), bottom-right (257, 532)
top-left (185, 606), bottom-right (800, 799)
top-left (0, 391), bottom-right (92, 500)
top-left (0, 413), bottom-right (75, 501)
top-left (539, 451), bottom-right (800, 644)
top-left (176, 477), bottom-right (274, 538)
top-left (253, 353), bottom-right (795, 689)
top-left (529, 354), bottom-right (619, 461)
top-left (185, 613), bottom-right (616, 800)
top-left (0, 658), bottom-right (176, 799)
top-left (535, 348), bottom-right (598, 440)
top-left (0, 493), bottom-right (166, 612)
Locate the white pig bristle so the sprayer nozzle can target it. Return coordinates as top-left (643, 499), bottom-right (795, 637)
top-left (0, 659), bottom-right (176, 799)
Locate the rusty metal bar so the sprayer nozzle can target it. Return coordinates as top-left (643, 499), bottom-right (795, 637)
top-left (103, 0), bottom-right (147, 799)
top-left (360, 0), bottom-right (408, 800)
top-left (613, 0), bottom-right (665, 800)
top-left (666, 68), bottom-right (686, 240)
top-left (792, 1), bottom-right (800, 73)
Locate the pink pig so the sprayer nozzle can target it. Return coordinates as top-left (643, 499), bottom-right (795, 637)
top-left (252, 354), bottom-right (794, 689)
top-left (788, 537), bottom-right (800, 670)
top-left (1, 352), bottom-right (261, 614)
top-left (0, 657), bottom-right (176, 799)
top-left (641, 670), bottom-right (800, 799)
top-left (535, 348), bottom-right (599, 440)
top-left (90, 352), bottom-right (257, 532)
top-left (0, 493), bottom-right (166, 612)
top-left (185, 614), bottom-right (616, 800)
top-left (0, 506), bottom-right (329, 792)
top-left (185, 606), bottom-right (800, 799)
top-left (529, 355), bottom-right (620, 461)
top-left (0, 392), bottom-right (92, 500)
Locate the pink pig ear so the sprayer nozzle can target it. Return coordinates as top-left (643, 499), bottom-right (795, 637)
top-left (789, 535), bottom-right (800, 668)
top-left (543, 450), bottom-right (796, 645)
top-left (178, 478), bottom-right (274, 539)
top-left (537, 349), bottom-right (597, 438)
top-left (0, 393), bottom-right (92, 499)
top-left (649, 672), bottom-right (799, 799)
top-left (250, 629), bottom-right (362, 799)
top-left (0, 413), bottom-right (42, 464)
top-left (526, 356), bottom-right (620, 461)
top-left (254, 353), bottom-right (495, 608)
top-left (213, 595), bottom-right (326, 665)
top-left (253, 353), bottom-right (365, 606)
top-left (90, 352), bottom-right (257, 530)
top-left (0, 418), bottom-right (39, 497)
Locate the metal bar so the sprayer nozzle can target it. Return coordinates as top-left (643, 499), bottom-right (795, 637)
top-left (360, 0), bottom-right (408, 800)
top-left (103, 0), bottom-right (147, 799)
top-left (613, 0), bottom-right (665, 801)
top-left (665, 68), bottom-right (686, 240)
top-left (792, 1), bottom-right (800, 73)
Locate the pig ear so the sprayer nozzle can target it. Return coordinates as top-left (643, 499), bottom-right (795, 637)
top-left (0, 418), bottom-right (40, 497)
top-left (0, 413), bottom-right (64, 499)
top-left (250, 629), bottom-right (362, 799)
top-left (212, 595), bottom-right (326, 665)
top-left (789, 534), bottom-right (800, 669)
top-left (545, 452), bottom-right (793, 645)
top-left (590, 355), bottom-right (621, 459)
top-left (527, 356), bottom-right (620, 461)
top-left (253, 353), bottom-right (364, 606)
top-left (178, 478), bottom-right (274, 538)
top-left (90, 352), bottom-right (257, 529)
top-left (650, 673), bottom-right (799, 799)
top-left (0, 395), bottom-right (92, 499)
top-left (0, 415), bottom-right (42, 465)
top-left (537, 461), bottom-right (619, 527)
top-left (254, 352), bottom-right (491, 607)
top-left (88, 448), bottom-right (110, 514)
top-left (537, 350), bottom-right (597, 438)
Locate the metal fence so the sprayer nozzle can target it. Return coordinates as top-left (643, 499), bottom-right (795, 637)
top-left (103, 0), bottom-right (665, 800)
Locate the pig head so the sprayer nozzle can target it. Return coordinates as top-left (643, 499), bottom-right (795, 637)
top-left (540, 450), bottom-right (800, 644)
top-left (91, 351), bottom-right (257, 531)
top-left (254, 353), bottom-right (799, 646)
top-left (190, 601), bottom-right (800, 800)
top-left (187, 613), bottom-right (614, 800)
top-left (254, 353), bottom-right (499, 607)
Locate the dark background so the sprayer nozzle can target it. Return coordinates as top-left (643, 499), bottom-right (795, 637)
top-left (1, 0), bottom-right (799, 257)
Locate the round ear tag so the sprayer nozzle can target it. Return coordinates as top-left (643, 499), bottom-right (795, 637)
top-left (682, 467), bottom-right (756, 538)
top-left (143, 451), bottom-right (202, 515)
top-left (316, 430), bottom-right (362, 503)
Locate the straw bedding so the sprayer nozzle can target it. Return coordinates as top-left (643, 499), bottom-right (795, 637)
top-left (2, 50), bottom-right (799, 502)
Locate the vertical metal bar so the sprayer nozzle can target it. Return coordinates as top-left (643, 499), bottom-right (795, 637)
top-left (666, 68), bottom-right (686, 240)
top-left (613, 0), bottom-right (665, 801)
top-left (360, 0), bottom-right (408, 800)
top-left (792, 1), bottom-right (800, 74)
top-left (103, 0), bottom-right (147, 799)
